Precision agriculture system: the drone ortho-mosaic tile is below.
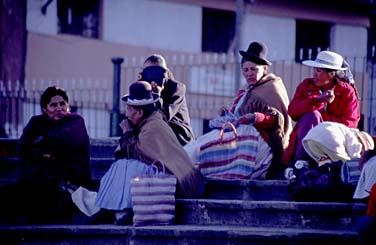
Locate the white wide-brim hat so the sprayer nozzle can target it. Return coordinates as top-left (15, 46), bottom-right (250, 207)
top-left (302, 50), bottom-right (347, 71)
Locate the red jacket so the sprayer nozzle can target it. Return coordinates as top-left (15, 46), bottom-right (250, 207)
top-left (288, 78), bottom-right (360, 128)
top-left (282, 78), bottom-right (360, 165)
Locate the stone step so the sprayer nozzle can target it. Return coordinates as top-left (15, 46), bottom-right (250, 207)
top-left (175, 199), bottom-right (367, 231)
top-left (203, 178), bottom-right (291, 201)
top-left (0, 224), bottom-right (359, 245)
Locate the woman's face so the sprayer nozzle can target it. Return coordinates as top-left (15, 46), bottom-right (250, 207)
top-left (126, 105), bottom-right (142, 126)
top-left (43, 95), bottom-right (70, 121)
top-left (313, 67), bottom-right (336, 88)
top-left (241, 61), bottom-right (267, 86)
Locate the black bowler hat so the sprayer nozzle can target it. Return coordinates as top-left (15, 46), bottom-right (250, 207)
top-left (121, 81), bottom-right (159, 106)
top-left (239, 42), bottom-right (272, 65)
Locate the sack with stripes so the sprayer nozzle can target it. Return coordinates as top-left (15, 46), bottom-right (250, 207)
top-left (130, 161), bottom-right (176, 226)
top-left (340, 158), bottom-right (361, 185)
top-left (198, 122), bottom-right (258, 179)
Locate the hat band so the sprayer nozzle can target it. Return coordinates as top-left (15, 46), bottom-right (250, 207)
top-left (315, 58), bottom-right (341, 68)
top-left (127, 97), bottom-right (156, 104)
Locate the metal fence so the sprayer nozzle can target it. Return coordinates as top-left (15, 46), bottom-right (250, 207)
top-left (1, 54), bottom-right (375, 139)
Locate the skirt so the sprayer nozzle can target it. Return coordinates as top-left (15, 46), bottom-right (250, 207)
top-left (95, 158), bottom-right (151, 210)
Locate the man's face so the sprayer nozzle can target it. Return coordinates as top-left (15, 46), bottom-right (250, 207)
top-left (126, 105), bottom-right (142, 125)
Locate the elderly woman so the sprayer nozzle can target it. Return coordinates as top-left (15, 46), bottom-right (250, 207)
top-left (0, 86), bottom-right (91, 224)
top-left (75, 81), bottom-right (204, 225)
top-left (283, 51), bottom-right (361, 175)
top-left (221, 41), bottom-right (292, 179)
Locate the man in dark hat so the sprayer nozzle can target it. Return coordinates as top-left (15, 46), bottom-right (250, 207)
top-left (219, 41), bottom-right (292, 179)
top-left (72, 81), bottom-right (204, 225)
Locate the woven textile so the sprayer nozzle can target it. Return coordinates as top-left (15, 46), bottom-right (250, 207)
top-left (340, 158), bottom-right (361, 185)
top-left (131, 163), bottom-right (177, 226)
top-left (198, 122), bottom-right (258, 179)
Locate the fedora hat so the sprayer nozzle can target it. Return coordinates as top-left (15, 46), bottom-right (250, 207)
top-left (239, 42), bottom-right (272, 65)
top-left (121, 81), bottom-right (159, 106)
top-left (302, 51), bottom-right (347, 71)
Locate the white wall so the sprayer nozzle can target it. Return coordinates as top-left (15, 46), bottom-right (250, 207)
top-left (241, 13), bottom-right (296, 61)
top-left (331, 25), bottom-right (367, 58)
top-left (102, 0), bottom-right (202, 53)
top-left (27, 0), bottom-right (58, 35)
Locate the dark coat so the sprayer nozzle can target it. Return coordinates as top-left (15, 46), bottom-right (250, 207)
top-left (158, 79), bottom-right (194, 146)
top-left (18, 113), bottom-right (91, 185)
top-left (0, 113), bottom-right (91, 224)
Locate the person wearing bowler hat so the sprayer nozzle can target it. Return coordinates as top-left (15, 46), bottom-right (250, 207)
top-left (73, 81), bottom-right (204, 225)
top-left (217, 41), bottom-right (292, 179)
top-left (283, 50), bottom-right (361, 179)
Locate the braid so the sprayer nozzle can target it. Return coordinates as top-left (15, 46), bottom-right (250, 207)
top-left (334, 69), bottom-right (360, 100)
top-left (350, 82), bottom-right (361, 100)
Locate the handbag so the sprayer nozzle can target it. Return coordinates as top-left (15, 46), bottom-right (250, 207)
top-left (130, 161), bottom-right (177, 226)
top-left (197, 122), bottom-right (258, 179)
top-left (340, 158), bottom-right (361, 185)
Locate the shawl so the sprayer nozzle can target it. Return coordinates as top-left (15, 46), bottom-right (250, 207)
top-left (119, 111), bottom-right (203, 198)
top-left (236, 73), bottom-right (292, 153)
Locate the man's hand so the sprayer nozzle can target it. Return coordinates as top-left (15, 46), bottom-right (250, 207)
top-left (119, 119), bottom-right (131, 134)
top-left (150, 81), bottom-right (163, 94)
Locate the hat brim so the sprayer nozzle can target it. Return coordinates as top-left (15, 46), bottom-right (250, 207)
top-left (302, 60), bottom-right (347, 71)
top-left (239, 51), bottom-right (272, 65)
top-left (121, 93), bottom-right (159, 106)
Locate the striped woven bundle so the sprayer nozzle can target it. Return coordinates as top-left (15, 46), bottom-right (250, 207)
top-left (131, 175), bottom-right (177, 226)
top-left (340, 158), bottom-right (361, 185)
top-left (198, 123), bottom-right (258, 179)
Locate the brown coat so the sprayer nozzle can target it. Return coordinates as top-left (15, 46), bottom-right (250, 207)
top-left (118, 111), bottom-right (203, 198)
top-left (237, 73), bottom-right (292, 158)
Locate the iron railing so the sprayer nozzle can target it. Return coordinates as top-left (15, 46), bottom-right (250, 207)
top-left (1, 54), bottom-right (374, 139)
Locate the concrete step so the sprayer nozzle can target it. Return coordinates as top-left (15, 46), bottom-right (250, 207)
top-left (0, 224), bottom-right (359, 245)
top-left (175, 199), bottom-right (367, 231)
top-left (203, 178), bottom-right (291, 201)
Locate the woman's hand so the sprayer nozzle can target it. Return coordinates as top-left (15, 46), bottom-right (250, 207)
top-left (218, 105), bottom-right (230, 116)
top-left (237, 113), bottom-right (256, 125)
top-left (317, 89), bottom-right (335, 103)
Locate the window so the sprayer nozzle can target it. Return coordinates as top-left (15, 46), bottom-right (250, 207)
top-left (57, 0), bottom-right (99, 38)
top-left (295, 19), bottom-right (332, 61)
top-left (202, 7), bottom-right (236, 53)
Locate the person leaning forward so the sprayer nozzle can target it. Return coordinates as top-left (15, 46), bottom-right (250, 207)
top-left (139, 54), bottom-right (195, 146)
